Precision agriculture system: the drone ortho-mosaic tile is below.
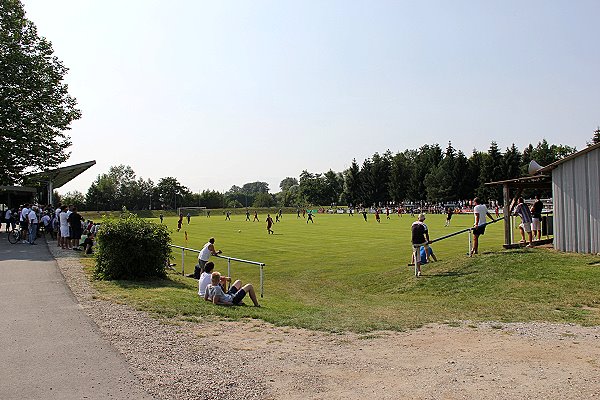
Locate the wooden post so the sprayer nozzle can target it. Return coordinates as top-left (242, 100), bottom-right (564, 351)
top-left (503, 183), bottom-right (511, 246)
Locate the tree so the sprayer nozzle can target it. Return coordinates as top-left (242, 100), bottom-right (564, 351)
top-left (253, 192), bottom-right (275, 207)
top-left (388, 152), bottom-right (410, 203)
top-left (241, 181), bottom-right (269, 194)
top-left (0, 0), bottom-right (81, 185)
top-left (342, 159), bottom-right (361, 206)
top-left (198, 190), bottom-right (224, 209)
top-left (370, 151), bottom-right (392, 205)
top-left (156, 176), bottom-right (190, 210)
top-left (60, 190), bottom-right (86, 210)
top-left (425, 142), bottom-right (456, 202)
top-left (279, 177), bottom-right (298, 192)
top-left (477, 142), bottom-right (503, 201)
top-left (323, 170), bottom-right (343, 205)
top-left (589, 127), bottom-right (600, 146)
top-left (502, 143), bottom-right (522, 180)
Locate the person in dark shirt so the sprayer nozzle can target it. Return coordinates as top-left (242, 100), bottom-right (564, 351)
top-left (67, 207), bottom-right (84, 251)
top-left (531, 195), bottom-right (543, 241)
top-left (411, 213), bottom-right (430, 277)
top-left (82, 232), bottom-right (94, 254)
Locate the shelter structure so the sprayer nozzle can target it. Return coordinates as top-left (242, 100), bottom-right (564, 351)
top-left (0, 161), bottom-right (96, 209)
top-left (485, 174), bottom-right (553, 249)
top-left (538, 143), bottom-right (600, 254)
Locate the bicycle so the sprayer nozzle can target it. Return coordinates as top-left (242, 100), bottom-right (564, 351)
top-left (8, 227), bottom-right (22, 244)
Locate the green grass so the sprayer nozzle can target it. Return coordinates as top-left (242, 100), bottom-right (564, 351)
top-left (87, 212), bottom-right (600, 332)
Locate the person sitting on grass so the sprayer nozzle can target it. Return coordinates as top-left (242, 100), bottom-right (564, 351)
top-left (82, 232), bottom-right (94, 254)
top-left (198, 261), bottom-right (216, 297)
top-left (204, 271), bottom-right (260, 307)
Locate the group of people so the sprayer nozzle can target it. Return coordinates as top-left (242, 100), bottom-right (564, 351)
top-left (2, 203), bottom-right (98, 253)
top-left (513, 195), bottom-right (544, 247)
top-left (195, 237), bottom-right (260, 307)
top-left (410, 197), bottom-right (498, 277)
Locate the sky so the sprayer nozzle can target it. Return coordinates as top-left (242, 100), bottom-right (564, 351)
top-left (21, 0), bottom-right (600, 195)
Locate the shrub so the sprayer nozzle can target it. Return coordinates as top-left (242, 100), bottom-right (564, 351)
top-left (94, 214), bottom-right (171, 280)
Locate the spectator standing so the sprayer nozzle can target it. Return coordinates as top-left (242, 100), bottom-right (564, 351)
top-left (68, 206), bottom-right (84, 250)
top-left (55, 203), bottom-right (62, 246)
top-left (58, 205), bottom-right (70, 249)
top-left (470, 197), bottom-right (495, 256)
top-left (27, 206), bottom-right (39, 245)
top-left (4, 208), bottom-right (12, 232)
top-left (531, 195), bottom-right (543, 241)
top-left (514, 197), bottom-right (533, 247)
top-left (198, 237), bottom-right (222, 270)
top-left (411, 213), bottom-right (430, 277)
top-left (20, 203), bottom-right (30, 242)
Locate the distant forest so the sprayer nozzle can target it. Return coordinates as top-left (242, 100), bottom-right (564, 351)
top-left (60, 139), bottom-right (583, 211)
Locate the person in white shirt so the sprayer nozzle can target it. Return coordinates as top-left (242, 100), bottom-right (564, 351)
top-left (58, 205), bottom-right (70, 249)
top-left (198, 237), bottom-right (222, 270)
top-left (55, 204), bottom-right (62, 246)
top-left (27, 206), bottom-right (39, 245)
top-left (4, 209), bottom-right (12, 232)
top-left (20, 203), bottom-right (30, 241)
top-left (470, 197), bottom-right (496, 256)
top-left (198, 262), bottom-right (216, 297)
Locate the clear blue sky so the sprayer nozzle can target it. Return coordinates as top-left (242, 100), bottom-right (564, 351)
top-left (22, 0), bottom-right (600, 195)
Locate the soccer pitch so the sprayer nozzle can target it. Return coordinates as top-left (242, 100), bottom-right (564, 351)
top-left (164, 212), bottom-right (509, 330)
top-left (91, 211), bottom-right (600, 332)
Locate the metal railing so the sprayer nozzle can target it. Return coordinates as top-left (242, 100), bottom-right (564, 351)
top-left (169, 244), bottom-right (266, 297)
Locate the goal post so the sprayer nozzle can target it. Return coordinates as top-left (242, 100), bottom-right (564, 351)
top-left (177, 207), bottom-right (206, 216)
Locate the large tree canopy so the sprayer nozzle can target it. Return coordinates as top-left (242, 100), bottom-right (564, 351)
top-left (0, 0), bottom-right (81, 185)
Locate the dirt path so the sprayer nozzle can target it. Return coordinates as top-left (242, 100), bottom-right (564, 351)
top-left (49, 245), bottom-right (600, 399)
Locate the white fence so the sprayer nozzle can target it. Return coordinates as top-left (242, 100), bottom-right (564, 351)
top-left (169, 244), bottom-right (266, 297)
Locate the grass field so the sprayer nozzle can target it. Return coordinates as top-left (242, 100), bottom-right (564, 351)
top-left (89, 211), bottom-right (600, 332)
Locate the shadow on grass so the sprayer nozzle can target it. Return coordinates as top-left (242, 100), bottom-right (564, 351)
top-left (425, 270), bottom-right (476, 278)
top-left (111, 276), bottom-right (191, 290)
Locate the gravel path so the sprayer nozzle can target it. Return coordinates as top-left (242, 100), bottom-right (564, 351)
top-left (48, 243), bottom-right (600, 399)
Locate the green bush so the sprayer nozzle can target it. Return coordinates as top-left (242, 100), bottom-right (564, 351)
top-left (94, 214), bottom-right (171, 280)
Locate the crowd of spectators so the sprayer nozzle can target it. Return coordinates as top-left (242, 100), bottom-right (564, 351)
top-left (2, 203), bottom-right (99, 253)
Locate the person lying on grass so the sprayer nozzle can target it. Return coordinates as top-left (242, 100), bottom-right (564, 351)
top-left (204, 271), bottom-right (260, 307)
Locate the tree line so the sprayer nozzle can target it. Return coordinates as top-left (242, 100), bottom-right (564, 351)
top-left (58, 139), bottom-right (578, 211)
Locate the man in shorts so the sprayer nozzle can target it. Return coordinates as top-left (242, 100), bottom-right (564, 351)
top-left (411, 213), bottom-right (430, 277)
top-left (531, 195), bottom-right (543, 241)
top-left (470, 197), bottom-right (495, 256)
top-left (514, 197), bottom-right (533, 247)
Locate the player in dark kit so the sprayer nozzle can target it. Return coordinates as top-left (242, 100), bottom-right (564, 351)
top-left (307, 211), bottom-right (314, 223)
top-left (266, 214), bottom-right (274, 234)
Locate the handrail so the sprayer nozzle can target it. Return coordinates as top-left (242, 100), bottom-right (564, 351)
top-left (169, 244), bottom-right (266, 297)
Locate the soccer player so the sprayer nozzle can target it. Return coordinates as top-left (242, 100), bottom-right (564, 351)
top-left (177, 213), bottom-right (183, 232)
top-left (375, 209), bottom-right (381, 223)
top-left (445, 208), bottom-right (453, 227)
top-left (187, 213), bottom-right (191, 224)
top-left (245, 209), bottom-right (251, 221)
top-left (253, 211), bottom-right (259, 222)
top-left (225, 211), bottom-right (231, 220)
top-left (266, 214), bottom-right (274, 234)
top-left (307, 211), bottom-right (314, 223)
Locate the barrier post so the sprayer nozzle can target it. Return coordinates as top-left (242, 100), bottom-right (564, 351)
top-left (260, 264), bottom-right (264, 298)
top-left (227, 258), bottom-right (231, 280)
top-left (181, 248), bottom-right (185, 275)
